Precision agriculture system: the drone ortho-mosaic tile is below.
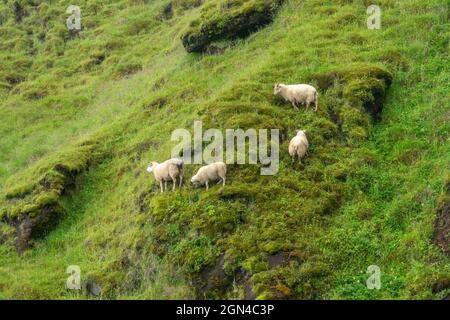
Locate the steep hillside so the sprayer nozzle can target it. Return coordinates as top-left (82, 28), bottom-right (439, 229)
top-left (0, 0), bottom-right (449, 299)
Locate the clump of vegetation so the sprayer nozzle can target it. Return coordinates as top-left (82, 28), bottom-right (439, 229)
top-left (181, 0), bottom-right (285, 52)
top-left (113, 57), bottom-right (143, 78)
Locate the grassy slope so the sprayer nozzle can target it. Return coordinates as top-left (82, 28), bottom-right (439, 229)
top-left (0, 0), bottom-right (449, 299)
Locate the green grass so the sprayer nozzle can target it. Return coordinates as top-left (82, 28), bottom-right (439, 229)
top-left (0, 0), bottom-right (449, 299)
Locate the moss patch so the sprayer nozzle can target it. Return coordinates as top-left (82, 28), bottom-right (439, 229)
top-left (181, 0), bottom-right (285, 52)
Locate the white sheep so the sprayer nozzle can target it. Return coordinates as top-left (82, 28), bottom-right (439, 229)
top-left (147, 158), bottom-right (184, 192)
top-left (288, 130), bottom-right (309, 163)
top-left (191, 162), bottom-right (227, 190)
top-left (274, 83), bottom-right (318, 112)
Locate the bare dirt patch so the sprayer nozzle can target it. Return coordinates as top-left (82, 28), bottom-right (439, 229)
top-left (433, 198), bottom-right (450, 257)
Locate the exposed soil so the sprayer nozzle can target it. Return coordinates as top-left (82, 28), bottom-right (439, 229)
top-left (13, 205), bottom-right (64, 252)
top-left (195, 255), bottom-right (231, 297)
top-left (432, 198), bottom-right (450, 257)
top-left (267, 251), bottom-right (290, 269)
top-left (195, 255), bottom-right (258, 299)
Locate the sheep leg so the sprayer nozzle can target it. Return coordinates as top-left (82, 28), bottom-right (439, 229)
top-left (314, 93), bottom-right (318, 112)
top-left (222, 177), bottom-right (226, 187)
top-left (216, 179), bottom-right (222, 185)
top-left (164, 181), bottom-right (167, 191)
top-left (160, 181), bottom-right (164, 193)
top-left (179, 175), bottom-right (183, 188)
top-left (292, 101), bottom-right (299, 111)
top-left (205, 181), bottom-right (209, 190)
top-left (306, 101), bottom-right (310, 111)
top-left (172, 178), bottom-right (176, 191)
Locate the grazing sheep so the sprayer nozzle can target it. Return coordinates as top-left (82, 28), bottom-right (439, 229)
top-left (147, 158), bottom-right (184, 192)
top-left (191, 162), bottom-right (227, 190)
top-left (274, 83), bottom-right (318, 112)
top-left (289, 130), bottom-right (309, 163)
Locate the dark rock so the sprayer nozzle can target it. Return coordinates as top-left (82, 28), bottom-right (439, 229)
top-left (84, 279), bottom-right (102, 297)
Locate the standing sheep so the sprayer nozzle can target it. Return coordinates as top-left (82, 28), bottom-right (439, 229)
top-left (191, 162), bottom-right (227, 190)
top-left (147, 158), bottom-right (184, 192)
top-left (289, 130), bottom-right (309, 163)
top-left (274, 83), bottom-right (318, 112)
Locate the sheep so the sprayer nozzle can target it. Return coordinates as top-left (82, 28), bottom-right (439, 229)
top-left (288, 130), bottom-right (309, 163)
top-left (274, 83), bottom-right (318, 112)
top-left (191, 162), bottom-right (227, 190)
top-left (147, 158), bottom-right (184, 192)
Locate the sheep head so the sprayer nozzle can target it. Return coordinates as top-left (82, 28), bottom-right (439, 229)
top-left (274, 83), bottom-right (284, 95)
top-left (147, 161), bottom-right (159, 173)
top-left (190, 174), bottom-right (202, 187)
top-left (296, 130), bottom-right (307, 137)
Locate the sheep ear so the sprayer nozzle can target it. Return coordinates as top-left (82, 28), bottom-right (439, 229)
top-left (147, 165), bottom-right (153, 173)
